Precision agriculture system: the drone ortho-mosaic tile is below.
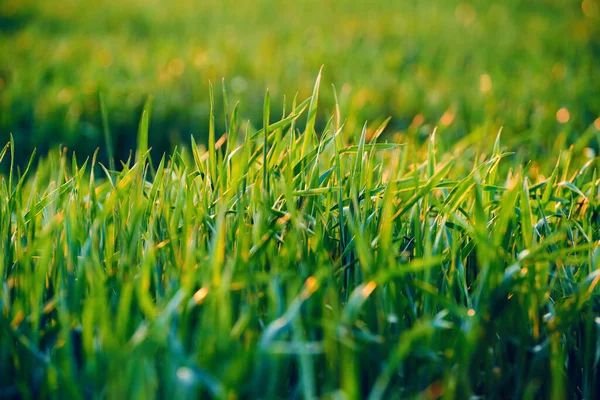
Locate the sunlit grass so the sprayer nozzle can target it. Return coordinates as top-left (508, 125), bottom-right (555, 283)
top-left (1, 74), bottom-right (599, 398)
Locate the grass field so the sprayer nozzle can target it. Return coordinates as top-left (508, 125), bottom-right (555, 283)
top-left (2, 76), bottom-right (600, 398)
top-left (2, 0), bottom-right (600, 399)
top-left (2, 0), bottom-right (600, 164)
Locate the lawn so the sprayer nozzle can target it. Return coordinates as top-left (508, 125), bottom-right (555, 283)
top-left (1, 0), bottom-right (600, 399)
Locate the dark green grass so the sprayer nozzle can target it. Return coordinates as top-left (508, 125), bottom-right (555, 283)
top-left (1, 77), bottom-right (600, 399)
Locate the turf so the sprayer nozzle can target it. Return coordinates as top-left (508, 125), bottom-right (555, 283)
top-left (1, 76), bottom-right (600, 399)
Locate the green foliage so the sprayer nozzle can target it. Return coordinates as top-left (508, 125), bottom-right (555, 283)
top-left (1, 82), bottom-right (600, 399)
top-left (2, 0), bottom-right (600, 396)
top-left (1, 0), bottom-right (600, 164)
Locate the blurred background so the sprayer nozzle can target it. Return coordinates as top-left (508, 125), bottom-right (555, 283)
top-left (1, 0), bottom-right (599, 167)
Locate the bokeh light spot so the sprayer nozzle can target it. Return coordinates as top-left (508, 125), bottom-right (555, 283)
top-left (556, 107), bottom-right (570, 123)
top-left (362, 281), bottom-right (377, 297)
top-left (193, 287), bottom-right (209, 304)
top-left (582, 0), bottom-right (599, 17)
top-left (455, 3), bottom-right (477, 26)
top-left (411, 113), bottom-right (425, 127)
top-left (168, 58), bottom-right (185, 76)
top-left (440, 110), bottom-right (455, 126)
top-left (57, 88), bottom-right (73, 104)
top-left (479, 74), bottom-right (492, 92)
top-left (194, 52), bottom-right (208, 68)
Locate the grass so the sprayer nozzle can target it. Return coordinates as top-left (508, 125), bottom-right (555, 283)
top-left (1, 0), bottom-right (600, 165)
top-left (2, 0), bottom-right (600, 397)
top-left (1, 75), bottom-right (600, 399)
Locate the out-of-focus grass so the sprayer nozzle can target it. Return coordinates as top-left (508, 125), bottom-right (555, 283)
top-left (1, 0), bottom-right (600, 165)
top-left (1, 77), bottom-right (600, 399)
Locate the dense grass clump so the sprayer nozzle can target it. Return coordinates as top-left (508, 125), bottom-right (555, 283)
top-left (1, 77), bottom-right (600, 399)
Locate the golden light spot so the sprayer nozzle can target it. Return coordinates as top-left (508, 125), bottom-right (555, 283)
top-left (194, 52), bottom-right (208, 68)
top-left (43, 301), bottom-right (56, 315)
top-left (587, 273), bottom-right (600, 294)
top-left (10, 310), bottom-right (24, 330)
top-left (505, 173), bottom-right (517, 190)
top-left (277, 214), bottom-right (291, 225)
top-left (305, 276), bottom-right (318, 295)
top-left (365, 128), bottom-right (376, 141)
top-left (56, 339), bottom-right (66, 349)
top-left (411, 113), bottom-right (424, 127)
top-left (193, 287), bottom-right (209, 304)
top-left (426, 380), bottom-right (445, 399)
top-left (155, 239), bottom-right (170, 249)
top-left (57, 88), bottom-right (73, 104)
top-left (584, 147), bottom-right (596, 158)
top-left (521, 267), bottom-right (529, 276)
top-left (455, 3), bottom-right (477, 26)
top-left (440, 110), bottom-right (455, 126)
top-left (361, 281), bottom-right (377, 297)
top-left (467, 309), bottom-right (476, 317)
top-left (556, 107), bottom-right (570, 123)
top-left (479, 73), bottom-right (492, 92)
top-left (507, 293), bottom-right (514, 300)
top-left (168, 58), bottom-right (185, 76)
top-left (582, 0), bottom-right (599, 17)
top-left (552, 63), bottom-right (566, 81)
top-left (594, 117), bottom-right (600, 130)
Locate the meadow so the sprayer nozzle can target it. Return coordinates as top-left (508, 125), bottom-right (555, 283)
top-left (1, 0), bottom-right (600, 399)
